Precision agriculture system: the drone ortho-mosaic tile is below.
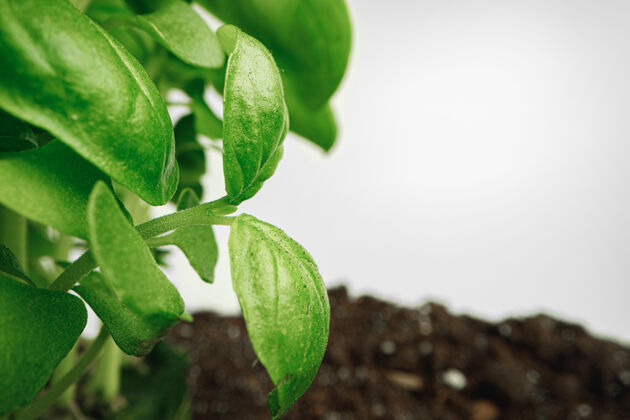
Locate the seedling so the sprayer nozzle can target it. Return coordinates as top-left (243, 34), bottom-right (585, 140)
top-left (0, 0), bottom-right (351, 418)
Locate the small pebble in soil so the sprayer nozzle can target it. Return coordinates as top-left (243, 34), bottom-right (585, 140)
top-left (419, 340), bottom-right (433, 355)
top-left (419, 321), bottom-right (433, 335)
top-left (380, 340), bottom-right (396, 355)
top-left (442, 368), bottom-right (467, 390)
top-left (371, 403), bottom-right (386, 417)
top-left (618, 369), bottom-right (630, 386)
top-left (474, 334), bottom-right (489, 348)
top-left (178, 323), bottom-right (194, 338)
top-left (337, 366), bottom-right (350, 381)
top-left (498, 322), bottom-right (512, 337)
top-left (577, 403), bottom-right (592, 417)
top-left (227, 325), bottom-right (241, 340)
top-left (526, 369), bottom-right (541, 384)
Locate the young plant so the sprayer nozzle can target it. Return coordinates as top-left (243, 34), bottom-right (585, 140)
top-left (0, 0), bottom-right (351, 418)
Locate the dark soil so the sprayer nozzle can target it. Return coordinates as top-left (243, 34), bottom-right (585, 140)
top-left (169, 287), bottom-right (630, 420)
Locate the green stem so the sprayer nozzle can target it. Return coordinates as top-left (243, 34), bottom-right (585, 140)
top-left (86, 336), bottom-right (121, 403)
top-left (15, 327), bottom-right (110, 420)
top-left (0, 205), bottom-right (27, 267)
top-left (49, 252), bottom-right (96, 292)
top-left (48, 203), bottom-right (234, 292)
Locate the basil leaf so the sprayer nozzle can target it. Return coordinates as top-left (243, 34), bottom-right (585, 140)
top-left (174, 114), bottom-right (205, 199)
top-left (198, 0), bottom-right (350, 150)
top-left (0, 0), bottom-right (178, 205)
top-left (0, 275), bottom-right (87, 415)
top-left (0, 243), bottom-right (32, 285)
top-left (150, 190), bottom-right (218, 283)
top-left (0, 110), bottom-right (37, 152)
top-left (0, 141), bottom-right (112, 239)
top-left (228, 214), bottom-right (329, 419)
top-left (285, 86), bottom-right (337, 152)
top-left (218, 25), bottom-right (288, 205)
top-left (199, 0), bottom-right (351, 110)
top-left (87, 182), bottom-right (184, 353)
top-left (75, 273), bottom-right (176, 356)
top-left (0, 110), bottom-right (37, 146)
top-left (186, 80), bottom-right (223, 140)
top-left (86, 0), bottom-right (159, 65)
top-left (176, 188), bottom-right (201, 212)
top-left (134, 0), bottom-right (224, 69)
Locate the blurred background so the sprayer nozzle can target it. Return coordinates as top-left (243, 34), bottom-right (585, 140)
top-left (160, 0), bottom-right (630, 343)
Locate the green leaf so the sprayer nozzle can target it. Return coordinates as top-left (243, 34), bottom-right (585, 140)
top-left (228, 214), bottom-right (330, 419)
top-left (0, 243), bottom-right (32, 285)
top-left (0, 0), bottom-right (178, 205)
top-left (217, 25), bottom-right (288, 205)
top-left (198, 0), bottom-right (351, 150)
top-left (174, 114), bottom-right (205, 199)
top-left (84, 182), bottom-right (184, 355)
top-left (176, 188), bottom-right (201, 212)
top-left (134, 0), bottom-right (224, 69)
top-left (186, 80), bottom-right (223, 140)
top-left (75, 273), bottom-right (178, 356)
top-left (86, 0), bottom-right (159, 65)
top-left (151, 190), bottom-right (218, 283)
top-left (0, 275), bottom-right (87, 415)
top-left (284, 85), bottom-right (337, 152)
top-left (0, 141), bottom-right (113, 239)
top-left (0, 110), bottom-right (37, 148)
top-left (199, 0), bottom-right (351, 110)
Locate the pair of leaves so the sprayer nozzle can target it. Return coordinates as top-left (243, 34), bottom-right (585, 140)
top-left (75, 183), bottom-right (185, 356)
top-left (218, 25), bottom-right (288, 205)
top-left (0, 0), bottom-right (178, 206)
top-left (0, 274), bottom-right (87, 415)
top-left (199, 0), bottom-right (352, 150)
top-left (229, 214), bottom-right (330, 419)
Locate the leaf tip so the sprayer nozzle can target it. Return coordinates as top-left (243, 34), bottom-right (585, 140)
top-left (217, 24), bottom-right (239, 54)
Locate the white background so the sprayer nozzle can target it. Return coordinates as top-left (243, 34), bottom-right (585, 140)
top-left (161, 0), bottom-right (630, 343)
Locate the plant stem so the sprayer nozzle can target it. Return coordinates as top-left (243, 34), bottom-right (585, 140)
top-left (49, 251), bottom-right (96, 292)
top-left (48, 203), bottom-right (234, 292)
top-left (15, 327), bottom-right (110, 420)
top-left (136, 204), bottom-right (234, 239)
top-left (86, 336), bottom-right (121, 404)
top-left (0, 205), bottom-right (27, 267)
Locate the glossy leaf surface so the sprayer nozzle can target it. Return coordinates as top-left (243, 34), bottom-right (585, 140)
top-left (75, 273), bottom-right (175, 356)
top-left (218, 25), bottom-right (288, 205)
top-left (228, 214), bottom-right (329, 419)
top-left (0, 0), bottom-right (177, 205)
top-left (199, 0), bottom-right (350, 150)
top-left (0, 275), bottom-right (86, 415)
top-left (200, 0), bottom-right (351, 110)
top-left (135, 0), bottom-right (224, 69)
top-left (86, 182), bottom-right (184, 354)
top-left (0, 141), bottom-right (112, 239)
